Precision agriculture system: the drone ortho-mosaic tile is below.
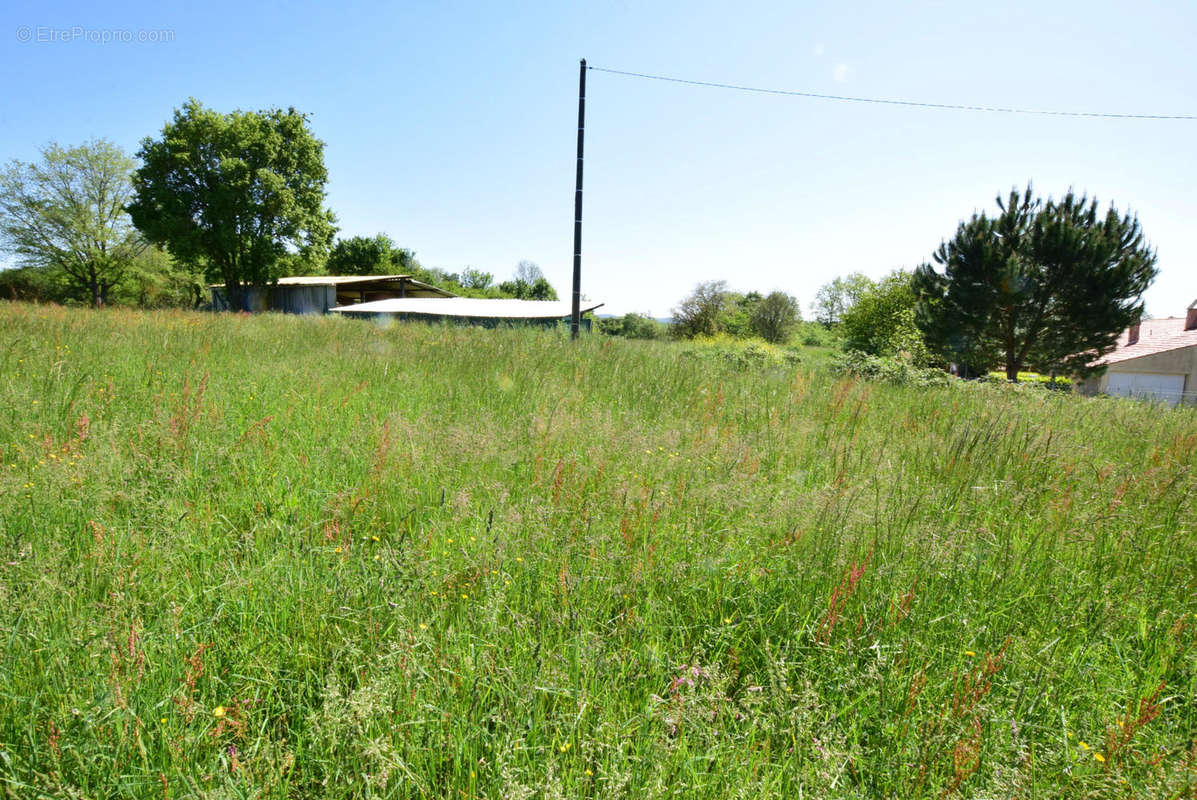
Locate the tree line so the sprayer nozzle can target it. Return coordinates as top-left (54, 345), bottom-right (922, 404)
top-left (1, 94), bottom-right (1158, 378)
top-left (652, 185), bottom-right (1157, 381)
top-left (0, 99), bottom-right (557, 309)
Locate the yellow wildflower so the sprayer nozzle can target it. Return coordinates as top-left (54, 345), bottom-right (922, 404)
top-left (1094, 752), bottom-right (1105, 763)
top-left (964, 651), bottom-right (976, 657)
top-left (213, 706), bottom-right (226, 718)
top-left (1079, 741), bottom-right (1089, 751)
top-left (371, 535), bottom-right (380, 542)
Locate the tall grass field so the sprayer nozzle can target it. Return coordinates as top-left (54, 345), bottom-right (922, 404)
top-left (1, 302), bottom-right (1194, 798)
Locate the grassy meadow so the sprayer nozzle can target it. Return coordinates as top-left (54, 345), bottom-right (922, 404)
top-left (1, 302), bottom-right (1195, 799)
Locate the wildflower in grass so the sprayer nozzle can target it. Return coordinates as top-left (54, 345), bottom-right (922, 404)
top-left (723, 617), bottom-right (733, 624)
top-left (334, 546), bottom-right (342, 554)
top-left (419, 623), bottom-right (427, 630)
top-left (1094, 752), bottom-right (1105, 763)
top-left (559, 742), bottom-right (571, 753)
top-left (213, 706), bottom-right (226, 718)
top-left (160, 717), bottom-right (167, 724)
top-left (1079, 741), bottom-right (1089, 750)
top-left (965, 650), bottom-right (976, 657)
top-left (585, 768), bottom-right (594, 776)
top-left (371, 535), bottom-right (380, 542)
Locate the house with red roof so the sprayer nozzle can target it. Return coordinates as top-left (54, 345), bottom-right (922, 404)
top-left (1075, 300), bottom-right (1197, 405)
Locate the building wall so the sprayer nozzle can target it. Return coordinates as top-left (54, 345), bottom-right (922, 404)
top-left (269, 285), bottom-right (335, 314)
top-left (1076, 345), bottom-right (1197, 396)
top-left (210, 285), bottom-right (335, 314)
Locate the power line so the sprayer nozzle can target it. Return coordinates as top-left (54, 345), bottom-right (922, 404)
top-left (588, 65), bottom-right (1197, 121)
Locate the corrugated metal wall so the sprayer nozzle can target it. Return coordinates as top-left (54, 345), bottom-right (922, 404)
top-left (269, 285), bottom-right (335, 314)
top-left (210, 285), bottom-right (335, 314)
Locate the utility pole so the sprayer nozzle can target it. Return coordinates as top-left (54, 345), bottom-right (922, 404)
top-left (570, 58), bottom-right (586, 339)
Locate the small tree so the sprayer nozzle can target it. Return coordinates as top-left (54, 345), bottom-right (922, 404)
top-left (0, 139), bottom-right (146, 306)
top-left (914, 186), bottom-right (1158, 380)
top-left (515, 260), bottom-right (544, 284)
top-left (812, 272), bottom-right (873, 326)
top-left (750, 291), bottom-right (800, 343)
top-left (841, 271), bottom-right (929, 362)
top-left (115, 245), bottom-right (207, 308)
top-left (128, 99), bottom-right (336, 310)
top-left (458, 267), bottom-right (494, 290)
top-left (672, 280), bottom-right (730, 339)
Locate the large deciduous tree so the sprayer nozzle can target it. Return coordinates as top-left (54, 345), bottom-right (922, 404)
top-left (128, 99), bottom-right (336, 310)
top-left (913, 186), bottom-right (1157, 380)
top-left (0, 139), bottom-right (145, 307)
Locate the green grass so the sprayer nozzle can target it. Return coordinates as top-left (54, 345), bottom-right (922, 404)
top-left (1, 302), bottom-right (1194, 799)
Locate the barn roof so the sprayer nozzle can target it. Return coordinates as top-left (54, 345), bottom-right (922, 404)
top-left (331, 297), bottom-right (604, 319)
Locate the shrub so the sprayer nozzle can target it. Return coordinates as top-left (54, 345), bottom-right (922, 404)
top-left (797, 321), bottom-right (841, 348)
top-left (596, 313), bottom-right (666, 340)
top-left (830, 350), bottom-right (954, 387)
top-left (679, 336), bottom-right (802, 370)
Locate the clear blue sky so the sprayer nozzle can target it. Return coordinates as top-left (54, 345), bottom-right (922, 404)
top-left (3, 0), bottom-right (1194, 317)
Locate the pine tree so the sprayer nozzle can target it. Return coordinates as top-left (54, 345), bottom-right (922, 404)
top-left (913, 186), bottom-right (1157, 380)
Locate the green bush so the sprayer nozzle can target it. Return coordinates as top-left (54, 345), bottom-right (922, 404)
top-left (678, 336), bottom-right (802, 370)
top-left (596, 312), bottom-right (666, 340)
top-left (797, 321), bottom-right (841, 348)
top-left (985, 371), bottom-right (1073, 391)
top-left (830, 349), bottom-right (954, 387)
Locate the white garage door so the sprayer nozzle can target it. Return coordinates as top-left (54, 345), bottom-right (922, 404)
top-left (1106, 372), bottom-right (1186, 405)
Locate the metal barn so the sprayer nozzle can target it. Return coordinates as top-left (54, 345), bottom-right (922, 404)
top-left (209, 275), bottom-right (454, 314)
